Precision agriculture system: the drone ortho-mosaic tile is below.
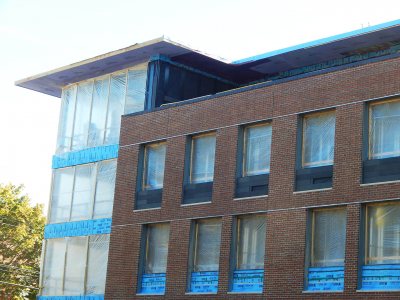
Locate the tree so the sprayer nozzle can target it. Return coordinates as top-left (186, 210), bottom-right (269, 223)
top-left (0, 184), bottom-right (45, 300)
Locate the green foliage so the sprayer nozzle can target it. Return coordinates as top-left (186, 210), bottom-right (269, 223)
top-left (0, 184), bottom-right (46, 300)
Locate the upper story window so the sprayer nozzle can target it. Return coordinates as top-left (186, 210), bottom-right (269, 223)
top-left (366, 202), bottom-right (400, 264)
top-left (243, 123), bottom-right (272, 176)
top-left (57, 63), bottom-right (147, 154)
top-left (369, 99), bottom-right (400, 159)
top-left (49, 160), bottom-right (117, 224)
top-left (302, 110), bottom-right (336, 168)
top-left (190, 133), bottom-right (216, 184)
top-left (142, 142), bottom-right (166, 191)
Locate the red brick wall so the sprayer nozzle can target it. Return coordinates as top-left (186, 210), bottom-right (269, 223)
top-left (105, 56), bottom-right (400, 299)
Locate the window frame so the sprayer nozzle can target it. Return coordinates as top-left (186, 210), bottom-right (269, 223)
top-left (141, 141), bottom-right (167, 191)
top-left (364, 201), bottom-right (400, 265)
top-left (242, 122), bottom-right (272, 177)
top-left (189, 132), bottom-right (217, 184)
top-left (301, 110), bottom-right (336, 168)
top-left (368, 98), bottom-right (400, 160)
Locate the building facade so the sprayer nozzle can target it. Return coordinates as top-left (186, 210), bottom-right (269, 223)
top-left (17, 19), bottom-right (400, 299)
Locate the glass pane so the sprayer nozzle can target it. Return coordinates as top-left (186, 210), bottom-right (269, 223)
top-left (72, 81), bottom-right (93, 151)
top-left (93, 160), bottom-right (117, 219)
top-left (144, 143), bottom-right (166, 190)
top-left (42, 239), bottom-right (66, 296)
top-left (86, 234), bottom-right (110, 294)
top-left (369, 100), bottom-right (400, 159)
top-left (88, 77), bottom-right (109, 147)
top-left (312, 209), bottom-right (346, 267)
top-left (145, 223), bottom-right (170, 274)
top-left (56, 86), bottom-right (77, 154)
top-left (193, 219), bottom-right (222, 272)
top-left (367, 203), bottom-right (400, 264)
top-left (105, 73), bottom-right (126, 145)
top-left (125, 66), bottom-right (147, 114)
top-left (64, 237), bottom-right (87, 295)
top-left (50, 168), bottom-right (74, 223)
top-left (191, 134), bottom-right (216, 183)
top-left (237, 215), bottom-right (266, 270)
top-left (244, 124), bottom-right (272, 176)
top-left (303, 111), bottom-right (335, 167)
top-left (70, 165), bottom-right (94, 221)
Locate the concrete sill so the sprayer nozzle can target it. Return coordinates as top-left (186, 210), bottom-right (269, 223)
top-left (133, 207), bottom-right (161, 212)
top-left (360, 179), bottom-right (400, 187)
top-left (181, 201), bottom-right (212, 207)
top-left (234, 195), bottom-right (268, 201)
top-left (227, 291), bottom-right (262, 294)
top-left (293, 187), bottom-right (332, 194)
top-left (136, 293), bottom-right (164, 296)
top-left (185, 292), bottom-right (218, 295)
top-left (357, 289), bottom-right (400, 292)
top-left (302, 290), bottom-right (343, 293)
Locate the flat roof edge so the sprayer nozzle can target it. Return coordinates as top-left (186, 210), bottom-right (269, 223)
top-left (233, 19), bottom-right (400, 64)
top-left (15, 36), bottom-right (167, 87)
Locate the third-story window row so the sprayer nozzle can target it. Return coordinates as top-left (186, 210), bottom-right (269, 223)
top-left (134, 98), bottom-right (400, 205)
top-left (57, 63), bottom-right (147, 154)
top-left (50, 159), bottom-right (117, 224)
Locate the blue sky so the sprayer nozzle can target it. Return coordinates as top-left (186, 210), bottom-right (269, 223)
top-left (0, 0), bottom-right (399, 213)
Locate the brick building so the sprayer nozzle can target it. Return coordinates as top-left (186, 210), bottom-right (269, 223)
top-left (17, 19), bottom-right (400, 299)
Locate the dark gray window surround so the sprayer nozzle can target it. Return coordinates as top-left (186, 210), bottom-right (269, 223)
top-left (135, 145), bottom-right (163, 210)
top-left (235, 125), bottom-right (269, 198)
top-left (295, 112), bottom-right (333, 191)
top-left (182, 135), bottom-right (214, 205)
top-left (362, 98), bottom-right (400, 184)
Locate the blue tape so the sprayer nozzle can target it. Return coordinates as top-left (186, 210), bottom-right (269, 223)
top-left (37, 295), bottom-right (103, 300)
top-left (52, 145), bottom-right (118, 169)
top-left (306, 266), bottom-right (344, 291)
top-left (362, 264), bottom-right (400, 290)
top-left (44, 218), bottom-right (112, 239)
top-left (232, 269), bottom-right (263, 292)
top-left (190, 271), bottom-right (218, 293)
top-left (140, 273), bottom-right (166, 294)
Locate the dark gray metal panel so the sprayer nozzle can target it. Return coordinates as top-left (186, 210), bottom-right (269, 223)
top-left (235, 174), bottom-right (269, 198)
top-left (363, 157), bottom-right (400, 184)
top-left (295, 165), bottom-right (333, 191)
top-left (183, 182), bottom-right (213, 204)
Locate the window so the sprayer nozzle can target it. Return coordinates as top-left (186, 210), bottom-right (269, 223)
top-left (57, 64), bottom-right (147, 154)
top-left (190, 133), bottom-right (216, 184)
top-left (302, 111), bottom-right (336, 167)
top-left (188, 218), bottom-right (222, 293)
top-left (231, 215), bottom-right (266, 292)
top-left (243, 123), bottom-right (272, 176)
top-left (361, 202), bottom-right (400, 290)
top-left (41, 234), bottom-right (110, 296)
top-left (49, 160), bottom-right (117, 224)
top-left (306, 208), bottom-right (346, 291)
top-left (143, 142), bottom-right (167, 190)
top-left (310, 208), bottom-right (346, 267)
top-left (366, 203), bottom-right (400, 264)
top-left (369, 99), bottom-right (400, 159)
top-left (139, 223), bottom-right (170, 294)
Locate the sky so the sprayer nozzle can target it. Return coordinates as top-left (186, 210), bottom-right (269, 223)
top-left (0, 0), bottom-right (399, 215)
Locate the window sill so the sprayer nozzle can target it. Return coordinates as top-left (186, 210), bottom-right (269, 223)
top-left (360, 179), bottom-right (400, 186)
top-left (303, 290), bottom-right (343, 293)
top-left (357, 289), bottom-right (400, 292)
top-left (181, 201), bottom-right (212, 207)
top-left (227, 291), bottom-right (263, 294)
top-left (293, 187), bottom-right (332, 194)
top-left (234, 195), bottom-right (267, 201)
top-left (136, 293), bottom-right (164, 296)
top-left (133, 207), bottom-right (161, 212)
top-left (185, 292), bottom-right (218, 295)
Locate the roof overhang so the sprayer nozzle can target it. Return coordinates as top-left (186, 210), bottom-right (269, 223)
top-left (15, 37), bottom-right (228, 98)
top-left (16, 19), bottom-right (400, 98)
